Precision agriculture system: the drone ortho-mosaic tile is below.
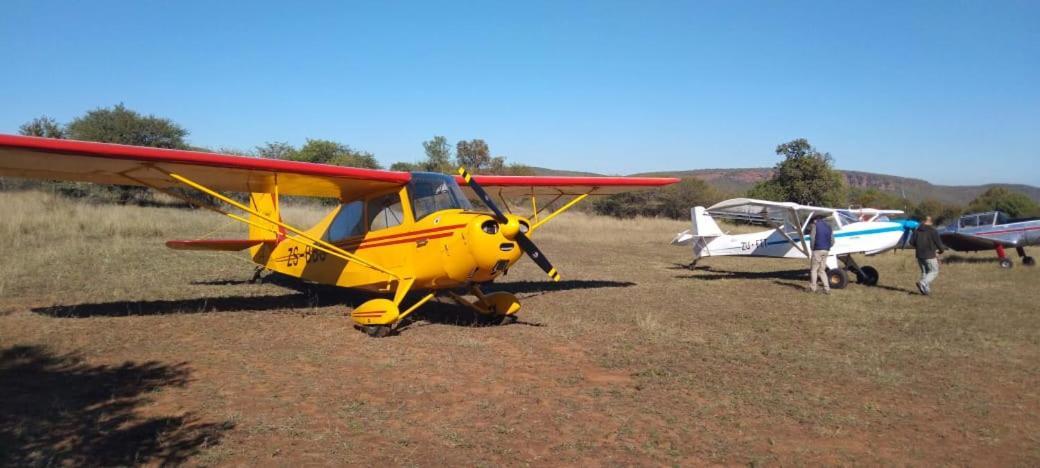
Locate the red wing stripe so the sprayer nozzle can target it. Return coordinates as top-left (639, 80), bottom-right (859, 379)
top-left (0, 134), bottom-right (411, 184)
top-left (453, 174), bottom-right (680, 187)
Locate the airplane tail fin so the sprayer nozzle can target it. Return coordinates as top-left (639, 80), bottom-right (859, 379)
top-left (670, 207), bottom-right (724, 259)
top-left (691, 206), bottom-right (724, 238)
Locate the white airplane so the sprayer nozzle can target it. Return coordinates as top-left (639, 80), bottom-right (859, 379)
top-left (671, 198), bottom-right (919, 288)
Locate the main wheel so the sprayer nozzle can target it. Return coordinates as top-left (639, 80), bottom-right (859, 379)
top-left (856, 266), bottom-right (880, 286)
top-left (999, 258), bottom-right (1014, 269)
top-left (362, 325), bottom-right (392, 338)
top-left (1023, 256), bottom-right (1036, 267)
top-left (827, 268), bottom-right (849, 289)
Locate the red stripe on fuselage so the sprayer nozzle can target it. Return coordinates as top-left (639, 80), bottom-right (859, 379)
top-left (334, 224), bottom-right (466, 249)
top-left (355, 231), bottom-right (455, 250)
top-left (975, 226), bottom-right (1040, 236)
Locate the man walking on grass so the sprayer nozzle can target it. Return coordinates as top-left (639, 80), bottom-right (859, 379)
top-left (808, 216), bottom-right (835, 294)
top-left (910, 215), bottom-right (946, 296)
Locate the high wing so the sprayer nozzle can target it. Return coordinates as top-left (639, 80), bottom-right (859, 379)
top-left (454, 174), bottom-right (680, 198)
top-left (707, 197), bottom-right (903, 225)
top-left (0, 134), bottom-right (409, 199)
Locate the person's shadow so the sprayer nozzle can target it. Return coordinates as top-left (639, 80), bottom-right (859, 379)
top-left (0, 345), bottom-right (232, 465)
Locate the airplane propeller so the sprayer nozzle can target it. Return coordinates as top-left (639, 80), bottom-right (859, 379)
top-left (896, 219), bottom-right (920, 250)
top-left (458, 167), bottom-right (561, 282)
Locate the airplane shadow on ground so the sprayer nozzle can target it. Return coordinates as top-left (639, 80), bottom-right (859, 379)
top-left (32, 273), bottom-right (634, 325)
top-left (941, 254), bottom-right (1009, 265)
top-left (675, 266), bottom-right (809, 282)
top-left (0, 345), bottom-right (231, 466)
top-left (678, 266), bottom-right (918, 294)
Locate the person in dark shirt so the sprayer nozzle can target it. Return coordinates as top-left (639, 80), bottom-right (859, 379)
top-left (910, 215), bottom-right (947, 295)
top-left (808, 216), bottom-right (835, 293)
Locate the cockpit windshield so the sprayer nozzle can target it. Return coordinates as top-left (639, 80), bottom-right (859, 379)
top-left (836, 210), bottom-right (860, 226)
top-left (408, 172), bottom-right (473, 221)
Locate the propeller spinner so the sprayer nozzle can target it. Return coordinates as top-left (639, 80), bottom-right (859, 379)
top-left (458, 167), bottom-right (561, 281)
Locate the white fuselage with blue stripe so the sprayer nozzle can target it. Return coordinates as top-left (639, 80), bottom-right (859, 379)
top-left (674, 205), bottom-right (915, 270)
top-left (699, 222), bottom-right (907, 259)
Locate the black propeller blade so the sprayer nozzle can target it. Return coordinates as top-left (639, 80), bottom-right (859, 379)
top-left (458, 167), bottom-right (507, 221)
top-left (515, 231), bottom-right (560, 281)
top-left (458, 166), bottom-right (560, 281)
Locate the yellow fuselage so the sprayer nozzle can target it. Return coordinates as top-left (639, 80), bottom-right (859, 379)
top-left (250, 197), bottom-right (525, 294)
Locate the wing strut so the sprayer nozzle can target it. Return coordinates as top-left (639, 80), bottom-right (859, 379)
top-left (122, 168), bottom-right (401, 280)
top-left (529, 193), bottom-right (590, 234)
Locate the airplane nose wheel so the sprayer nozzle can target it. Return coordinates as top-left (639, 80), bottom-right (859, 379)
top-left (999, 258), bottom-right (1014, 269)
top-left (361, 325), bottom-right (392, 338)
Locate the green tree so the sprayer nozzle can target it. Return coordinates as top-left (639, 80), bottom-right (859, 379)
top-left (66, 104), bottom-right (188, 149)
top-left (390, 161), bottom-right (420, 172)
top-left (967, 187), bottom-right (1039, 218)
top-left (849, 188), bottom-right (907, 210)
top-left (748, 138), bottom-right (846, 206)
top-left (255, 141), bottom-right (298, 160)
top-left (291, 139), bottom-right (381, 169)
top-left (60, 104), bottom-right (190, 203)
top-left (592, 191), bottom-right (661, 218)
top-left (453, 139), bottom-right (492, 171)
top-left (593, 178), bottom-right (720, 220)
top-left (911, 199), bottom-right (963, 225)
top-left (420, 136), bottom-right (454, 173)
top-left (658, 178), bottom-right (722, 219)
top-left (19, 116), bottom-right (65, 138)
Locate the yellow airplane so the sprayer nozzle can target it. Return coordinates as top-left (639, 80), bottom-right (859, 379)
top-left (0, 134), bottom-right (678, 336)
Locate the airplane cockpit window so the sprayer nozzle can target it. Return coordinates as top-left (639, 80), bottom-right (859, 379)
top-left (324, 200), bottom-right (365, 241)
top-left (995, 212), bottom-right (1010, 225)
top-left (981, 212), bottom-right (997, 226)
top-left (408, 172), bottom-right (473, 221)
top-left (836, 211), bottom-right (859, 227)
top-left (960, 215), bottom-right (979, 228)
top-left (368, 192), bottom-right (405, 231)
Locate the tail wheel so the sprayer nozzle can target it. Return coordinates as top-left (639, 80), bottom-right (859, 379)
top-left (999, 258), bottom-right (1014, 269)
top-left (1023, 256), bottom-right (1036, 267)
top-left (827, 268), bottom-right (849, 289)
top-left (856, 266), bottom-right (880, 286)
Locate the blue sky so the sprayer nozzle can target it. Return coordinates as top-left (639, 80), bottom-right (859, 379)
top-left (2, 1), bottom-right (1037, 185)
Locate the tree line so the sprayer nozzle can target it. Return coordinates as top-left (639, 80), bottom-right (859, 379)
top-left (9, 105), bottom-right (1039, 221)
top-left (10, 104), bottom-right (532, 203)
top-left (596, 137), bottom-right (1039, 222)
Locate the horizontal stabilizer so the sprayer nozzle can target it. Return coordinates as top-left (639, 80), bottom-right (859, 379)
top-left (165, 239), bottom-right (277, 251)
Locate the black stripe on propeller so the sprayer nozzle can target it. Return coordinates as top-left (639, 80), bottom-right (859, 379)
top-left (458, 167), bottom-right (560, 282)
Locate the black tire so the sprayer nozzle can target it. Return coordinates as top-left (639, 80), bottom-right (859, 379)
top-left (999, 258), bottom-right (1014, 269)
top-left (827, 268), bottom-right (849, 289)
top-left (475, 313), bottom-right (516, 326)
top-left (362, 325), bottom-right (392, 338)
top-left (856, 266), bottom-right (880, 286)
top-left (1023, 256), bottom-right (1036, 267)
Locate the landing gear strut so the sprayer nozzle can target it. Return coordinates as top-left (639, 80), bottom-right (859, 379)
top-left (996, 245), bottom-right (1013, 269)
top-left (840, 255), bottom-right (879, 286)
top-left (448, 285), bottom-right (521, 325)
top-left (1017, 247), bottom-right (1035, 267)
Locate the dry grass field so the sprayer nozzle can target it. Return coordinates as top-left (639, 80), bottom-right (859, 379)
top-left (1, 190), bottom-right (1038, 466)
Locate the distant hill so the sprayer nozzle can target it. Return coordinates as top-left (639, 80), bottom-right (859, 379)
top-left (528, 166), bottom-right (605, 177)
top-left (631, 168), bottom-right (1040, 206)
